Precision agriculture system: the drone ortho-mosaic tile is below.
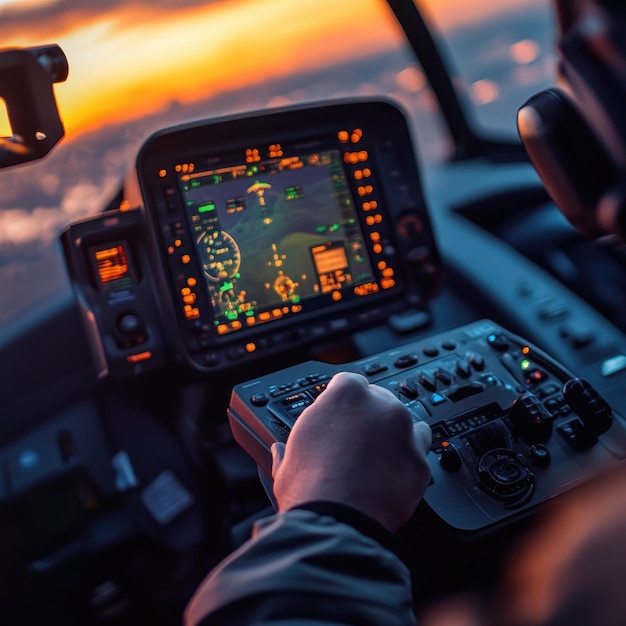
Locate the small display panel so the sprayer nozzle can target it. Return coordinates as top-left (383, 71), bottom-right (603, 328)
top-left (177, 149), bottom-right (378, 337)
top-left (90, 242), bottom-right (135, 291)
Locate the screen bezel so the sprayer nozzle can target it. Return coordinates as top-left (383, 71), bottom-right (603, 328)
top-left (134, 99), bottom-right (440, 369)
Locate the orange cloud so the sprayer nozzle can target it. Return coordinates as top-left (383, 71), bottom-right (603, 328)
top-left (10, 0), bottom-right (403, 139)
top-left (3, 0), bottom-right (549, 142)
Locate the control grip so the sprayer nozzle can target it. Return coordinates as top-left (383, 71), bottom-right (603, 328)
top-left (228, 320), bottom-right (626, 531)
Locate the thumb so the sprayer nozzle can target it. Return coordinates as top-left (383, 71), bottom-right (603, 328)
top-left (271, 442), bottom-right (287, 480)
top-left (413, 420), bottom-right (432, 455)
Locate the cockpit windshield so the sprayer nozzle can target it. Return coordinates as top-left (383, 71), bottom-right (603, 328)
top-left (418, 0), bottom-right (556, 138)
top-left (0, 0), bottom-right (552, 330)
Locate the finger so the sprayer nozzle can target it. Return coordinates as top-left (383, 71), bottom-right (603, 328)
top-left (271, 442), bottom-right (286, 479)
top-left (413, 420), bottom-right (432, 455)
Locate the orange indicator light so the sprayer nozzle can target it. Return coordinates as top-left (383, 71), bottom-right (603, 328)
top-left (127, 351), bottom-right (152, 364)
top-left (159, 169), bottom-right (167, 178)
top-left (217, 324), bottom-right (229, 335)
top-left (187, 277), bottom-right (197, 287)
top-left (246, 343), bottom-right (256, 353)
top-left (522, 346), bottom-right (530, 355)
top-left (332, 291), bottom-right (342, 301)
top-left (338, 130), bottom-right (349, 143)
top-left (373, 243), bottom-right (383, 254)
top-left (351, 128), bottom-right (363, 143)
top-left (182, 254), bottom-right (191, 264)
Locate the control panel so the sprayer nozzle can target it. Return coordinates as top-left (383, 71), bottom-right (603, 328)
top-left (228, 320), bottom-right (626, 531)
top-left (61, 209), bottom-right (166, 377)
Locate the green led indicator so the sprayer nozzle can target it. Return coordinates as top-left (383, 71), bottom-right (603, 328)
top-left (246, 310), bottom-right (255, 317)
top-left (330, 223), bottom-right (340, 232)
top-left (315, 225), bottom-right (326, 233)
top-left (520, 359), bottom-right (531, 370)
top-left (198, 202), bottom-right (216, 213)
top-left (220, 282), bottom-right (234, 292)
top-left (191, 180), bottom-right (201, 188)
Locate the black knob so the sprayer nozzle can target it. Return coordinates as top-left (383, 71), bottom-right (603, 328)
top-left (115, 313), bottom-right (146, 348)
top-left (529, 444), bottom-right (551, 467)
top-left (509, 391), bottom-right (553, 444)
top-left (117, 313), bottom-right (144, 336)
top-left (251, 393), bottom-right (269, 407)
top-left (440, 441), bottom-right (462, 472)
top-left (563, 378), bottom-right (613, 435)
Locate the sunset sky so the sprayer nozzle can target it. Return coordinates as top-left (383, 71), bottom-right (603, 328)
top-left (0, 0), bottom-right (553, 323)
top-left (0, 0), bottom-right (547, 140)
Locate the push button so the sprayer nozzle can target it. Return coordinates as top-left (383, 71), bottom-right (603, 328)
top-left (394, 354), bottom-right (418, 369)
top-left (419, 371), bottom-right (437, 391)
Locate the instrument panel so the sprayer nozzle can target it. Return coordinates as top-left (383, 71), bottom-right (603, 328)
top-left (63, 99), bottom-right (442, 375)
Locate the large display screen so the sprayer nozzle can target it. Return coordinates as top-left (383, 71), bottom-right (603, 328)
top-left (177, 148), bottom-right (377, 337)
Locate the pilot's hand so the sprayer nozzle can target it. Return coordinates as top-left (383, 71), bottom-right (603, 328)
top-left (270, 371), bottom-right (432, 532)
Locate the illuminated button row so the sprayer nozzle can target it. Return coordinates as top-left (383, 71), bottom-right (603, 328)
top-left (182, 277), bottom-right (200, 320)
top-left (362, 201), bottom-right (378, 211)
top-left (338, 128), bottom-right (363, 144)
top-left (216, 305), bottom-right (304, 336)
top-left (343, 151), bottom-right (369, 164)
top-left (366, 214), bottom-right (383, 226)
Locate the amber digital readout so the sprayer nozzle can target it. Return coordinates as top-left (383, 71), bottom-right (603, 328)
top-left (91, 242), bottom-right (135, 290)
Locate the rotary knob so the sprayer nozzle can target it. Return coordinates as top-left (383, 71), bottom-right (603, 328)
top-left (440, 441), bottom-right (462, 472)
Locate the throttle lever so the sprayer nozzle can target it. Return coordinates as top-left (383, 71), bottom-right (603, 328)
top-left (508, 391), bottom-right (554, 444)
top-left (563, 378), bottom-right (613, 436)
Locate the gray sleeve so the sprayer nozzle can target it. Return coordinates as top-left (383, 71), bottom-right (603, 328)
top-left (184, 509), bottom-right (416, 626)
